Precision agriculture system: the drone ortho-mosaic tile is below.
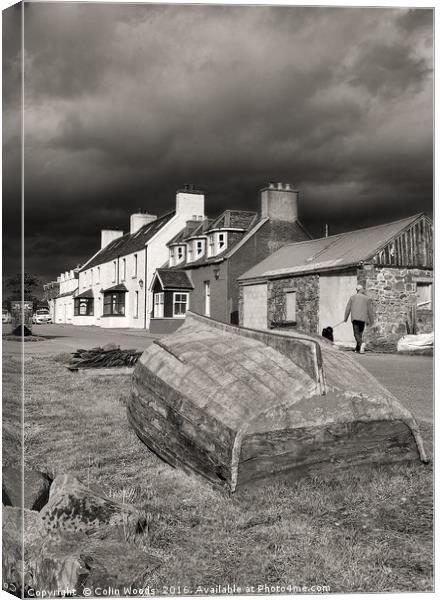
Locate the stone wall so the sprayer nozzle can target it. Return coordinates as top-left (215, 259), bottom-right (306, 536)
top-left (416, 309), bottom-right (433, 334)
top-left (358, 264), bottom-right (433, 350)
top-left (267, 275), bottom-right (319, 333)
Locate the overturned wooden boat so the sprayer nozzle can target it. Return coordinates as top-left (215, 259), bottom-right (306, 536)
top-left (128, 312), bottom-right (427, 492)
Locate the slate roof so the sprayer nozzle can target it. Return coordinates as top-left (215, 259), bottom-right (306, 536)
top-left (239, 214), bottom-right (424, 281)
top-left (101, 283), bottom-right (128, 293)
top-left (56, 288), bottom-right (78, 299)
top-left (74, 288), bottom-right (94, 299)
top-left (156, 269), bottom-right (194, 290)
top-left (176, 210), bottom-right (259, 269)
top-left (167, 220), bottom-right (206, 246)
top-left (80, 212), bottom-right (175, 272)
top-left (208, 210), bottom-right (258, 231)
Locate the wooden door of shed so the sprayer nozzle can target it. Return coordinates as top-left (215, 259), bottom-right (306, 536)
top-left (319, 272), bottom-right (357, 345)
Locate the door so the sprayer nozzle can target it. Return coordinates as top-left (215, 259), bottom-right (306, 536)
top-left (204, 281), bottom-right (211, 317)
top-left (319, 273), bottom-right (357, 344)
top-left (242, 283), bottom-right (268, 330)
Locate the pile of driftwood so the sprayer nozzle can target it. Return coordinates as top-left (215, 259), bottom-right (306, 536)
top-left (67, 345), bottom-right (142, 371)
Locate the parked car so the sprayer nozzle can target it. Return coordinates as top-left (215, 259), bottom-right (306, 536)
top-left (2, 309), bottom-right (12, 324)
top-left (32, 309), bottom-right (52, 324)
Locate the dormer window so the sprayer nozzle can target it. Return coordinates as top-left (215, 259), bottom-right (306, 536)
top-left (177, 246), bottom-right (185, 262)
top-left (208, 234), bottom-right (215, 257)
top-left (169, 247), bottom-right (175, 267)
top-left (196, 239), bottom-right (204, 257)
top-left (218, 232), bottom-right (226, 252)
top-left (187, 244), bottom-right (193, 263)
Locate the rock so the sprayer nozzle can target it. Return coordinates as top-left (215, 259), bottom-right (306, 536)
top-left (31, 534), bottom-right (161, 594)
top-left (2, 468), bottom-right (52, 511)
top-left (102, 343), bottom-right (120, 351)
top-left (40, 474), bottom-right (152, 542)
top-left (2, 506), bottom-right (45, 595)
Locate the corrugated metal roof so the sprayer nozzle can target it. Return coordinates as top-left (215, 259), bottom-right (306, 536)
top-left (239, 214), bottom-right (423, 281)
top-left (80, 212), bottom-right (175, 272)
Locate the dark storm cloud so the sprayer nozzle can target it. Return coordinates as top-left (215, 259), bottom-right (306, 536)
top-left (2, 3), bottom-right (432, 283)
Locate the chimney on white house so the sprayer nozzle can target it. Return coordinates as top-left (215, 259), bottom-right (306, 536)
top-left (101, 228), bottom-right (124, 249)
top-left (175, 184), bottom-right (205, 219)
top-left (130, 209), bottom-right (157, 235)
top-left (260, 182), bottom-right (299, 222)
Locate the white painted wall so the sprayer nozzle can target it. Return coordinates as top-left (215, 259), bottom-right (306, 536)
top-left (53, 270), bottom-right (78, 324)
top-left (318, 273), bottom-right (357, 345)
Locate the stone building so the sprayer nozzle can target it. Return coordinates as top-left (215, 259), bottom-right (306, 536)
top-left (149, 182), bottom-right (311, 333)
top-left (238, 213), bottom-right (433, 349)
top-left (74, 186), bottom-right (205, 329)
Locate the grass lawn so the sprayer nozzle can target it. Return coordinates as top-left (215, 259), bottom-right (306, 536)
top-left (5, 352), bottom-right (433, 594)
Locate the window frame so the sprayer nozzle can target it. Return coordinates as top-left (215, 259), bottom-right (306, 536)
top-left (133, 254), bottom-right (138, 278)
top-left (74, 297), bottom-right (94, 317)
top-left (204, 280), bottom-right (211, 317)
top-left (173, 292), bottom-right (189, 318)
top-left (121, 258), bottom-right (126, 281)
top-left (153, 292), bottom-right (164, 318)
top-left (103, 291), bottom-right (126, 316)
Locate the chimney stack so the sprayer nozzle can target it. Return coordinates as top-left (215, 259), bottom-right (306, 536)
top-left (130, 210), bottom-right (157, 234)
top-left (260, 182), bottom-right (299, 223)
top-left (101, 228), bottom-right (124, 249)
top-left (175, 184), bottom-right (205, 218)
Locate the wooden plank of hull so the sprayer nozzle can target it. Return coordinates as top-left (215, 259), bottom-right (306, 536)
top-left (237, 420), bottom-right (419, 486)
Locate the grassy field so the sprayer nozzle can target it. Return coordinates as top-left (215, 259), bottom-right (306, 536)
top-left (4, 352), bottom-right (433, 593)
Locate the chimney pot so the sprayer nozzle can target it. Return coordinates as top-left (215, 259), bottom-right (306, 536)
top-left (268, 181), bottom-right (275, 189)
top-left (277, 182), bottom-right (283, 189)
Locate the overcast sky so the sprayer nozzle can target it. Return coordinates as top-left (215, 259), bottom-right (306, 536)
top-left (2, 2), bottom-right (433, 283)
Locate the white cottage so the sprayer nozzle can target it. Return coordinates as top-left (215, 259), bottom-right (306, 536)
top-left (74, 186), bottom-right (205, 329)
top-left (53, 269), bottom-right (79, 324)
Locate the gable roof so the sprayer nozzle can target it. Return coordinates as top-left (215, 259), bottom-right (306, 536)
top-left (239, 214), bottom-right (427, 281)
top-left (80, 212), bottom-right (175, 272)
top-left (153, 269), bottom-right (194, 290)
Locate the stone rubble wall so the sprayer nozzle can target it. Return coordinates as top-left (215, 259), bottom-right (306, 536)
top-left (267, 275), bottom-right (319, 333)
top-left (358, 264), bottom-right (433, 350)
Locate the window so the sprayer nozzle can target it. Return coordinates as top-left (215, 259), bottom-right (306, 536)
top-left (97, 267), bottom-right (100, 284)
top-left (103, 292), bottom-right (125, 316)
top-left (416, 282), bottom-right (432, 310)
top-left (74, 298), bottom-right (94, 316)
top-left (196, 240), bottom-right (204, 256)
top-left (173, 292), bottom-right (188, 317)
top-left (122, 258), bottom-right (126, 281)
top-left (112, 261), bottom-right (117, 282)
top-left (177, 246), bottom-right (184, 262)
top-left (208, 235), bottom-right (215, 257)
top-left (285, 291), bottom-right (297, 322)
top-left (169, 248), bottom-right (175, 267)
top-left (204, 281), bottom-right (211, 316)
top-left (218, 232), bottom-right (226, 252)
top-left (134, 291), bottom-right (139, 318)
top-left (154, 292), bottom-right (164, 318)
top-left (187, 244), bottom-right (193, 263)
top-left (133, 254), bottom-right (138, 278)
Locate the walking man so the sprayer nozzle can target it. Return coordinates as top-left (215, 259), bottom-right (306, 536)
top-left (344, 284), bottom-right (374, 353)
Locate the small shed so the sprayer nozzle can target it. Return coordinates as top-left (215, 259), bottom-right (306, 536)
top-left (238, 214), bottom-right (432, 349)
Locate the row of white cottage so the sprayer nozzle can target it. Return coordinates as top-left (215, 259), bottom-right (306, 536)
top-left (51, 187), bottom-right (205, 329)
